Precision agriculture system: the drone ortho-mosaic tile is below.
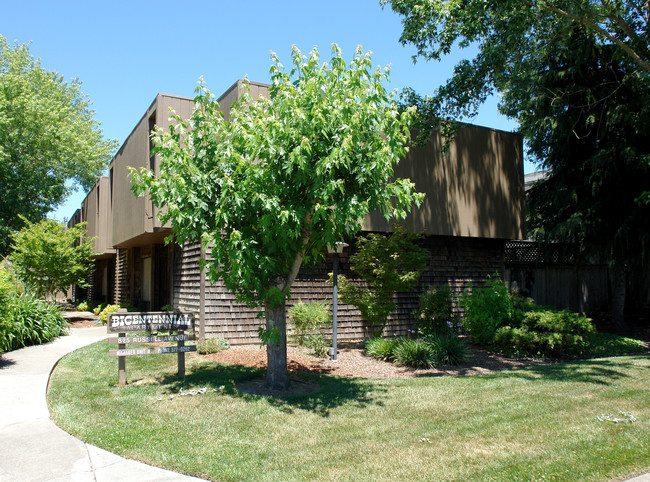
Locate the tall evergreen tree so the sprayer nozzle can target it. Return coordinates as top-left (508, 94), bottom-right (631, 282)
top-left (386, 1), bottom-right (650, 329)
top-left (511, 32), bottom-right (650, 331)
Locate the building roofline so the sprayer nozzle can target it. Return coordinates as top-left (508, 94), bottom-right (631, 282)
top-left (217, 79), bottom-right (272, 103)
top-left (110, 92), bottom-right (195, 162)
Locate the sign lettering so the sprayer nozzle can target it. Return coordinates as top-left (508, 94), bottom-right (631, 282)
top-left (107, 312), bottom-right (194, 333)
top-left (108, 310), bottom-right (197, 385)
top-left (109, 345), bottom-right (197, 357)
top-left (108, 334), bottom-right (196, 344)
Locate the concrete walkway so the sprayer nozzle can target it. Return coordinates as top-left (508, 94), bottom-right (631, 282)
top-left (0, 326), bottom-right (204, 481)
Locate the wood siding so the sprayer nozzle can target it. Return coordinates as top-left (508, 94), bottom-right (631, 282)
top-left (174, 235), bottom-right (506, 345)
top-left (504, 241), bottom-right (609, 314)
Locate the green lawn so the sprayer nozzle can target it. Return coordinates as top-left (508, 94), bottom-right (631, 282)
top-left (48, 341), bottom-right (650, 481)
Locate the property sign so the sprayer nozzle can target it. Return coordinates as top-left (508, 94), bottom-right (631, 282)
top-left (107, 310), bottom-right (196, 386)
top-left (109, 345), bottom-right (196, 357)
top-left (107, 334), bottom-right (196, 344)
top-left (107, 312), bottom-right (194, 333)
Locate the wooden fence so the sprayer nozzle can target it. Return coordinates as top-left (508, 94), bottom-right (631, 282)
top-left (504, 241), bottom-right (609, 314)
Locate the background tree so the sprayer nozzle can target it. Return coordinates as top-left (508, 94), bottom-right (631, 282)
top-left (384, 0), bottom-right (649, 124)
top-left (0, 36), bottom-right (117, 256)
top-left (384, 0), bottom-right (650, 330)
top-left (10, 218), bottom-right (96, 298)
top-left (338, 227), bottom-right (429, 337)
top-left (131, 45), bottom-right (422, 390)
top-left (517, 32), bottom-right (650, 332)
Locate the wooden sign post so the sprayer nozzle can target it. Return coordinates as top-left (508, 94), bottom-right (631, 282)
top-left (107, 311), bottom-right (196, 386)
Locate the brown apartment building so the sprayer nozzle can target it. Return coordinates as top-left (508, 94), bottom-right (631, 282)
top-left (67, 176), bottom-right (116, 303)
top-left (69, 79), bottom-right (525, 344)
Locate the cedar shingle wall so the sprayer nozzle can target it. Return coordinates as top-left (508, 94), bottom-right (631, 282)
top-left (115, 248), bottom-right (129, 305)
top-left (173, 243), bottom-right (201, 315)
top-left (174, 235), bottom-right (505, 345)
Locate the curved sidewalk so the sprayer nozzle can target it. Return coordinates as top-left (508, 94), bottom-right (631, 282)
top-left (0, 326), bottom-right (204, 481)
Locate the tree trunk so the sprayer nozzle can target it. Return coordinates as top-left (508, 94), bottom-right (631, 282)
top-left (264, 299), bottom-right (290, 391)
top-left (610, 259), bottom-right (627, 334)
top-left (262, 236), bottom-right (309, 392)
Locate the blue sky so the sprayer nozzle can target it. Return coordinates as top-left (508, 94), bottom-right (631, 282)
top-left (3, 0), bottom-right (533, 223)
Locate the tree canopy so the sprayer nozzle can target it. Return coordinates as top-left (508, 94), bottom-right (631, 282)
top-left (520, 31), bottom-right (650, 329)
top-left (384, 0), bottom-right (649, 132)
top-left (0, 36), bottom-right (117, 255)
top-left (10, 218), bottom-right (95, 298)
top-left (131, 45), bottom-right (422, 389)
top-left (385, 0), bottom-right (650, 328)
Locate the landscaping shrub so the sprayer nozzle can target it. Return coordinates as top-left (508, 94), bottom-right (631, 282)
top-left (0, 263), bottom-right (22, 303)
top-left (338, 227), bottom-right (429, 337)
top-left (98, 304), bottom-right (120, 324)
top-left (365, 334), bottom-right (468, 367)
top-left (459, 274), bottom-right (513, 345)
top-left (119, 302), bottom-right (139, 312)
top-left (76, 300), bottom-right (89, 312)
top-left (93, 302), bottom-right (107, 315)
top-left (288, 300), bottom-right (331, 357)
top-left (303, 333), bottom-right (329, 358)
top-left (364, 337), bottom-right (400, 361)
top-left (392, 338), bottom-right (436, 368)
top-left (119, 301), bottom-right (139, 312)
top-left (520, 309), bottom-right (594, 336)
top-left (0, 293), bottom-right (67, 353)
top-left (492, 309), bottom-right (596, 358)
top-left (414, 285), bottom-right (456, 336)
top-left (425, 332), bottom-right (468, 365)
top-left (196, 337), bottom-right (230, 354)
top-left (458, 275), bottom-right (610, 359)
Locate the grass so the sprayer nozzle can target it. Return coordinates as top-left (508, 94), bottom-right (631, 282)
top-left (48, 341), bottom-right (650, 481)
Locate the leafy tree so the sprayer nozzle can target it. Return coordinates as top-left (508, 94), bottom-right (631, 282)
top-left (338, 227), bottom-right (429, 337)
top-left (10, 218), bottom-right (95, 298)
top-left (384, 0), bottom-right (649, 125)
top-left (385, 1), bottom-right (650, 330)
top-left (131, 45), bottom-right (422, 390)
top-left (519, 32), bottom-right (650, 331)
top-left (0, 36), bottom-right (117, 255)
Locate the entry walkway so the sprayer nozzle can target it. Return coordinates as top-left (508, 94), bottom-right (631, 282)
top-left (0, 326), bottom-right (204, 481)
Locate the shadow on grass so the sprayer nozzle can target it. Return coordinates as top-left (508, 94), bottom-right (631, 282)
top-left (483, 358), bottom-right (642, 385)
top-left (264, 373), bottom-right (386, 417)
top-left (158, 362), bottom-right (384, 417)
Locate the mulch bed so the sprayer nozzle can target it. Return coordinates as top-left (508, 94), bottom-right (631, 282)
top-left (63, 311), bottom-right (103, 328)
top-left (202, 343), bottom-right (554, 380)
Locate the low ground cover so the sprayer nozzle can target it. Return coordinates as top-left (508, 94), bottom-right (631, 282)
top-left (0, 264), bottom-right (68, 354)
top-left (49, 341), bottom-right (650, 481)
top-left (0, 292), bottom-right (67, 354)
top-left (363, 279), bottom-right (646, 370)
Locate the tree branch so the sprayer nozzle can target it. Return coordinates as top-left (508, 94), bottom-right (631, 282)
top-left (280, 211), bottom-right (312, 293)
top-left (538, 1), bottom-right (650, 73)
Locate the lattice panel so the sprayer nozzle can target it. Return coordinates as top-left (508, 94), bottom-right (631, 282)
top-left (505, 241), bottom-right (576, 265)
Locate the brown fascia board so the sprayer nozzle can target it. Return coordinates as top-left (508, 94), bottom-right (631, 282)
top-left (108, 84), bottom-right (269, 167)
top-left (217, 79), bottom-right (271, 103)
top-left (80, 176), bottom-right (108, 206)
top-left (110, 92), bottom-right (195, 163)
top-left (112, 229), bottom-right (173, 249)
